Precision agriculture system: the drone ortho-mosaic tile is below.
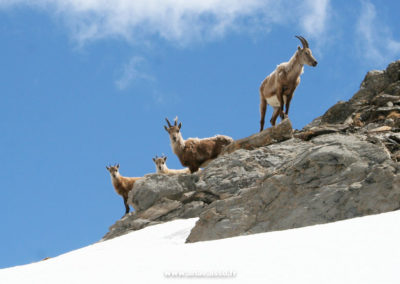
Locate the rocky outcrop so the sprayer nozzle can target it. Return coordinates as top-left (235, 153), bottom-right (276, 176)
top-left (187, 133), bottom-right (400, 242)
top-left (103, 60), bottom-right (400, 243)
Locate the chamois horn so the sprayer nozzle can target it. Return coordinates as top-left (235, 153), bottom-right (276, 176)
top-left (295, 35), bottom-right (309, 49)
top-left (165, 118), bottom-right (172, 127)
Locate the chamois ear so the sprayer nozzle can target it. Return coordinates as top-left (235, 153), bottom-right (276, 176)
top-left (152, 158), bottom-right (156, 162)
top-left (106, 166), bottom-right (110, 170)
top-left (164, 125), bottom-right (169, 132)
top-left (116, 163), bottom-right (120, 169)
top-left (163, 156), bottom-right (167, 162)
top-left (297, 46), bottom-right (301, 51)
top-left (178, 122), bottom-right (182, 129)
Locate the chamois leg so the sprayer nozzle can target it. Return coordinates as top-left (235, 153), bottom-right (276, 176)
top-left (189, 164), bottom-right (199, 173)
top-left (123, 196), bottom-right (130, 214)
top-left (270, 107), bottom-right (280, 126)
top-left (285, 94), bottom-right (293, 117)
top-left (260, 98), bottom-right (267, 132)
top-left (285, 79), bottom-right (299, 117)
top-left (278, 93), bottom-right (285, 120)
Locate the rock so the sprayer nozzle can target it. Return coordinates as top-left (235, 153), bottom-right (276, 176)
top-left (386, 60), bottom-right (400, 82)
top-left (222, 118), bottom-right (293, 154)
top-left (137, 198), bottom-right (181, 220)
top-left (320, 101), bottom-right (355, 124)
top-left (294, 124), bottom-right (349, 141)
top-left (129, 173), bottom-right (198, 211)
top-left (384, 81), bottom-right (400, 96)
top-left (372, 93), bottom-right (400, 106)
top-left (368, 125), bottom-right (392, 133)
top-left (361, 70), bottom-right (390, 94)
top-left (376, 106), bottom-right (400, 113)
top-left (186, 134), bottom-right (400, 243)
top-left (350, 88), bottom-right (375, 103)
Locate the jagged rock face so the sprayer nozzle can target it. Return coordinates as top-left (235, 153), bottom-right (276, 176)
top-left (187, 134), bottom-right (400, 242)
top-left (304, 60), bottom-right (400, 161)
top-left (103, 60), bottom-right (400, 243)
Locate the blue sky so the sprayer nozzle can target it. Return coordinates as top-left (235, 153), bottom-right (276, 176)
top-left (0, 0), bottom-right (399, 268)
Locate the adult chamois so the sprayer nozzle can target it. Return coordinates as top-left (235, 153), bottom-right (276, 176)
top-left (259, 35), bottom-right (318, 131)
top-left (164, 117), bottom-right (233, 173)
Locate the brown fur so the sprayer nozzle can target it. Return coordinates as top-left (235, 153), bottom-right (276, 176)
top-left (259, 35), bottom-right (317, 131)
top-left (164, 118), bottom-right (233, 173)
top-left (106, 164), bottom-right (140, 215)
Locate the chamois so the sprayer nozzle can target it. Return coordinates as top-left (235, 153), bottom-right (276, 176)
top-left (259, 35), bottom-right (318, 131)
top-left (164, 117), bottom-right (233, 173)
top-left (106, 164), bottom-right (140, 215)
top-left (152, 155), bottom-right (190, 175)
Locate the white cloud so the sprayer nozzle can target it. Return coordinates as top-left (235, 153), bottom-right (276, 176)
top-left (0, 0), bottom-right (332, 46)
top-left (0, 0), bottom-right (332, 90)
top-left (115, 56), bottom-right (153, 90)
top-left (300, 0), bottom-right (330, 39)
top-left (356, 0), bottom-right (400, 65)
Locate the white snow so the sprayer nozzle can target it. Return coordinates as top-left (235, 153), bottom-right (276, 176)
top-left (1, 211), bottom-right (400, 284)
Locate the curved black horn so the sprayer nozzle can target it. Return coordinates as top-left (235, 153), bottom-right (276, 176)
top-left (295, 35), bottom-right (309, 48)
top-left (165, 118), bottom-right (172, 127)
top-left (300, 36), bottom-right (309, 48)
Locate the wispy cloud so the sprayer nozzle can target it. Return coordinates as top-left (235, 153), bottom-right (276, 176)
top-left (300, 0), bottom-right (331, 39)
top-left (0, 0), bottom-right (332, 46)
top-left (115, 56), bottom-right (153, 90)
top-left (356, 0), bottom-right (400, 65)
top-left (0, 0), bottom-right (333, 91)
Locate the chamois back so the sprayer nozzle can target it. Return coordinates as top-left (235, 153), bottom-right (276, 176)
top-left (164, 117), bottom-right (233, 173)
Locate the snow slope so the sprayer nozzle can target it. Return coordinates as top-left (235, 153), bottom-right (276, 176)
top-left (1, 211), bottom-right (400, 284)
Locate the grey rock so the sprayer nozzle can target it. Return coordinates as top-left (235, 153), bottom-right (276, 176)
top-left (129, 173), bottom-right (198, 211)
top-left (321, 101), bottom-right (355, 124)
top-left (372, 93), bottom-right (400, 106)
top-left (361, 70), bottom-right (390, 94)
top-left (384, 81), bottom-right (400, 96)
top-left (186, 133), bottom-right (400, 243)
top-left (386, 60), bottom-right (400, 82)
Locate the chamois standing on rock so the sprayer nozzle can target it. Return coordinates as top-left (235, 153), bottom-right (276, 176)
top-left (259, 35), bottom-right (318, 131)
top-left (152, 155), bottom-right (190, 174)
top-left (106, 164), bottom-right (140, 215)
top-left (164, 117), bottom-right (233, 173)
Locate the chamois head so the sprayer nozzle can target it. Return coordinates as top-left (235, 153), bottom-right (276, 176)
top-left (106, 163), bottom-right (120, 178)
top-left (295, 35), bottom-right (318, 67)
top-left (153, 155), bottom-right (167, 172)
top-left (164, 117), bottom-right (182, 143)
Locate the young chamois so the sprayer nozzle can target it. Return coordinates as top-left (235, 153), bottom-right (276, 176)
top-left (259, 35), bottom-right (318, 131)
top-left (152, 155), bottom-right (190, 175)
top-left (164, 117), bottom-right (233, 173)
top-left (106, 164), bottom-right (140, 215)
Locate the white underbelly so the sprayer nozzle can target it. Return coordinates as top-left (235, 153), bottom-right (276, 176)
top-left (266, 95), bottom-right (287, 107)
